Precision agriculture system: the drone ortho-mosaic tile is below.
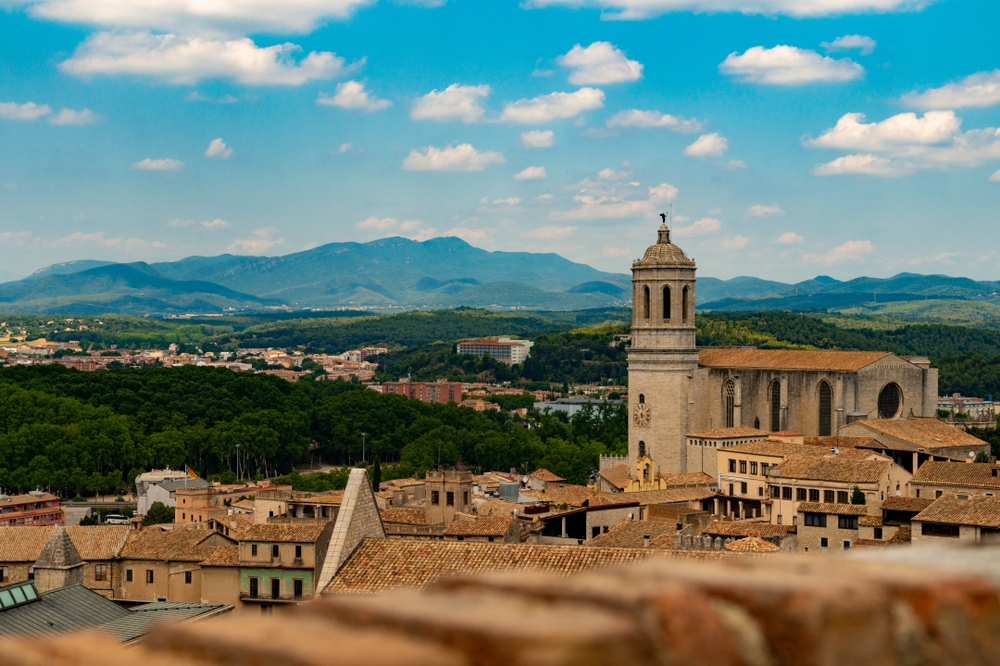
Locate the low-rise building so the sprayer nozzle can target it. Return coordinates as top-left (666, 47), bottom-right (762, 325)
top-left (456, 338), bottom-right (533, 365)
top-left (382, 380), bottom-right (464, 404)
top-left (910, 462), bottom-right (1000, 499)
top-left (840, 418), bottom-right (990, 472)
top-left (794, 502), bottom-right (870, 553)
top-left (115, 527), bottom-right (236, 603)
top-left (856, 496), bottom-right (932, 544)
top-left (0, 491), bottom-right (62, 527)
top-left (685, 427), bottom-right (770, 476)
top-left (442, 517), bottom-right (519, 543)
top-left (0, 526), bottom-right (128, 597)
top-left (911, 494), bottom-right (1000, 544)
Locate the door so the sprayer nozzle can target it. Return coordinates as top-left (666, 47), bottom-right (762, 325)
top-left (249, 577), bottom-right (258, 598)
top-left (271, 578), bottom-right (280, 600)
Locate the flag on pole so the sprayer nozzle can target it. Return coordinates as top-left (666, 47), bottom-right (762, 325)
top-left (185, 465), bottom-right (199, 480)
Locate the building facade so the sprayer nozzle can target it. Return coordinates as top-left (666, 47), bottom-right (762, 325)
top-left (383, 381), bottom-right (464, 404)
top-left (0, 492), bottom-right (62, 527)
top-left (456, 338), bottom-right (533, 364)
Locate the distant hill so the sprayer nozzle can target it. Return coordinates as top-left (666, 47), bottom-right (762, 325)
top-left (0, 267), bottom-right (24, 284)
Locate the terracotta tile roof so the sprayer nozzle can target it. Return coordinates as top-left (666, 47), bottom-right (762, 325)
top-left (912, 494), bottom-right (1000, 528)
top-left (887, 525), bottom-right (912, 543)
top-left (698, 348), bottom-right (892, 371)
top-left (242, 524), bottom-right (327, 543)
top-left (0, 526), bottom-right (129, 563)
top-left (608, 487), bottom-right (717, 506)
top-left (381, 508), bottom-right (427, 525)
top-left (1, 491), bottom-right (59, 505)
top-left (646, 532), bottom-right (680, 549)
top-left (381, 479), bottom-right (425, 490)
top-left (656, 472), bottom-right (715, 486)
top-left (797, 502), bottom-right (869, 516)
top-left (724, 536), bottom-right (780, 553)
top-left (120, 527), bottom-right (232, 562)
top-left (702, 521), bottom-right (794, 539)
top-left (849, 418), bottom-right (988, 451)
top-left (686, 426), bottom-right (769, 439)
top-left (232, 499), bottom-right (255, 511)
top-left (324, 539), bottom-right (760, 594)
top-left (802, 436), bottom-right (877, 450)
top-left (911, 462), bottom-right (1000, 489)
top-left (443, 517), bottom-right (514, 537)
top-left (852, 539), bottom-right (888, 549)
top-left (209, 515), bottom-right (252, 536)
top-left (859, 515), bottom-right (883, 527)
top-left (520, 485), bottom-right (614, 507)
top-left (598, 464), bottom-right (631, 490)
top-left (723, 440), bottom-right (881, 461)
top-left (774, 456), bottom-right (890, 484)
top-left (197, 545), bottom-right (241, 567)
top-left (529, 469), bottom-right (565, 482)
top-left (473, 500), bottom-right (521, 518)
top-left (586, 520), bottom-right (678, 549)
top-left (880, 496), bottom-right (935, 512)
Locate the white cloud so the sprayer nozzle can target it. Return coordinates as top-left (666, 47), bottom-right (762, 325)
top-left (820, 35), bottom-right (877, 55)
top-left (411, 84), bottom-right (489, 123)
top-left (131, 157), bottom-right (184, 171)
top-left (552, 181), bottom-right (677, 220)
top-left (205, 138), bottom-right (233, 159)
top-left (673, 217), bottom-right (721, 237)
top-left (167, 218), bottom-right (195, 228)
top-left (407, 227), bottom-right (438, 241)
top-left (774, 231), bottom-right (806, 245)
top-left (0, 231), bottom-right (32, 247)
top-left (602, 245), bottom-right (630, 257)
top-left (48, 108), bottom-right (98, 125)
top-left (902, 70), bottom-right (1000, 110)
top-left (500, 88), bottom-right (604, 124)
top-left (336, 143), bottom-right (353, 153)
top-left (521, 130), bottom-right (554, 147)
top-left (724, 159), bottom-right (747, 169)
top-left (402, 144), bottom-right (505, 172)
top-left (557, 42), bottom-right (642, 85)
top-left (719, 45), bottom-right (864, 85)
top-left (513, 166), bottom-right (547, 180)
top-left (604, 109), bottom-right (703, 133)
top-left (60, 32), bottom-right (358, 85)
top-left (522, 0), bottom-right (932, 20)
top-left (491, 198), bottom-right (522, 206)
top-left (721, 235), bottom-right (749, 250)
top-left (747, 204), bottom-right (784, 217)
top-left (357, 216), bottom-right (398, 230)
top-left (901, 252), bottom-right (961, 266)
top-left (536, 193), bottom-right (554, 200)
top-left (527, 225), bottom-right (576, 239)
top-left (804, 111), bottom-right (960, 151)
top-left (201, 218), bottom-right (229, 229)
top-left (804, 239), bottom-right (874, 265)
top-left (317, 80), bottom-right (391, 111)
top-left (776, 231), bottom-right (804, 244)
top-left (0, 101), bottom-right (51, 120)
top-left (399, 220), bottom-right (421, 231)
top-left (53, 230), bottom-right (166, 250)
top-left (598, 167), bottom-right (630, 180)
top-left (444, 227), bottom-right (496, 244)
top-left (684, 132), bottom-right (728, 157)
top-left (14, 0), bottom-right (386, 35)
top-left (168, 218), bottom-right (230, 229)
top-left (991, 169), bottom-right (1000, 183)
top-left (811, 154), bottom-right (904, 177)
top-left (228, 227), bottom-right (284, 254)
top-left (185, 92), bottom-right (238, 103)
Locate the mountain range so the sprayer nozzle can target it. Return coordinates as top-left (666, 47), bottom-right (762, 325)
top-left (2, 236), bottom-right (998, 315)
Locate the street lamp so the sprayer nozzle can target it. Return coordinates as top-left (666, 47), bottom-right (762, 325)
top-left (361, 432), bottom-right (367, 464)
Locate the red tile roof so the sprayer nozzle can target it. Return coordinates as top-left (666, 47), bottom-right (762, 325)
top-left (242, 524), bottom-right (327, 543)
top-left (849, 419), bottom-right (988, 451)
top-left (529, 469), bottom-right (565, 482)
top-left (686, 427), bottom-right (769, 439)
top-left (443, 518), bottom-right (514, 537)
top-left (911, 462), bottom-right (1000, 489)
top-left (702, 521), bottom-right (794, 539)
top-left (598, 464), bottom-right (631, 490)
top-left (912, 494), bottom-right (1000, 528)
top-left (381, 508), bottom-right (427, 525)
top-left (774, 456), bottom-right (890, 484)
top-left (797, 502), bottom-right (869, 516)
top-left (724, 536), bottom-right (780, 553)
top-left (880, 496), bottom-right (935, 512)
top-left (120, 527), bottom-right (234, 562)
top-left (587, 520), bottom-right (678, 549)
top-left (698, 348), bottom-right (892, 372)
top-left (0, 526), bottom-right (128, 563)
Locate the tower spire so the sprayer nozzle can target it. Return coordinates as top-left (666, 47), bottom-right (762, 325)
top-left (658, 212), bottom-right (670, 244)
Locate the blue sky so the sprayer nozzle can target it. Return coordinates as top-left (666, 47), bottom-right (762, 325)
top-left (0, 0), bottom-right (998, 283)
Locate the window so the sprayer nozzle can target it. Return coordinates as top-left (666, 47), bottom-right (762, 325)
top-left (251, 544), bottom-right (258, 556)
top-left (249, 577), bottom-right (259, 598)
top-left (843, 541), bottom-right (851, 550)
top-left (782, 487), bottom-right (792, 500)
top-left (770, 486), bottom-right (780, 499)
top-left (724, 380), bottom-right (735, 428)
top-left (874, 527), bottom-right (883, 540)
top-left (769, 381), bottom-right (781, 432)
top-left (740, 482), bottom-right (747, 494)
top-left (728, 483), bottom-right (734, 496)
top-left (935, 490), bottom-right (943, 499)
top-left (0, 567), bottom-right (5, 583)
top-left (295, 545), bottom-right (302, 559)
top-left (271, 578), bottom-right (280, 600)
top-left (762, 462), bottom-right (769, 474)
top-left (754, 417), bottom-right (760, 429)
top-left (838, 515), bottom-right (859, 530)
top-left (28, 568), bottom-right (33, 581)
top-left (809, 489), bottom-right (820, 502)
top-left (639, 394), bottom-right (644, 404)
top-left (271, 544), bottom-right (279, 558)
top-left (181, 513), bottom-right (185, 520)
top-left (126, 569), bottom-right (132, 582)
top-left (796, 488), bottom-right (807, 501)
top-left (662, 285), bottom-right (671, 321)
top-left (639, 441), bottom-right (646, 458)
top-left (432, 491), bottom-right (440, 505)
top-left (446, 491), bottom-right (455, 506)
top-left (642, 285), bottom-right (650, 320)
top-left (921, 522), bottom-right (960, 537)
top-left (94, 564), bottom-right (108, 582)
top-left (819, 381), bottom-right (833, 437)
top-left (878, 383), bottom-right (902, 419)
top-left (820, 538), bottom-right (828, 547)
top-left (294, 579), bottom-right (303, 600)
top-left (837, 491), bottom-right (849, 504)
top-left (739, 460), bottom-right (747, 474)
top-left (463, 491), bottom-right (469, 506)
top-left (145, 570), bottom-right (154, 584)
top-left (682, 286), bottom-right (690, 322)
top-left (729, 459), bottom-right (736, 473)
top-left (824, 490), bottom-right (835, 503)
top-left (758, 487), bottom-right (764, 497)
top-left (750, 461), bottom-right (758, 475)
top-left (804, 513), bottom-right (827, 527)
top-left (185, 571), bottom-right (192, 584)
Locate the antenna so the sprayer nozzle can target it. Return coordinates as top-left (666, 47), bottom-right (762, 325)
top-left (668, 203), bottom-right (673, 230)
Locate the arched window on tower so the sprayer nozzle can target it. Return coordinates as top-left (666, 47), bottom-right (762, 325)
top-left (682, 286), bottom-right (690, 322)
top-left (638, 441), bottom-right (646, 458)
top-left (642, 285), bottom-right (650, 320)
top-left (639, 394), bottom-right (645, 404)
top-left (662, 285), bottom-right (671, 321)
top-left (769, 381), bottom-right (781, 432)
top-left (754, 417), bottom-right (760, 429)
top-left (723, 380), bottom-right (735, 428)
top-left (819, 381), bottom-right (833, 436)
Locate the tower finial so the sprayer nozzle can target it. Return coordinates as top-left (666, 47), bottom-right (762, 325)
top-left (657, 212), bottom-right (670, 244)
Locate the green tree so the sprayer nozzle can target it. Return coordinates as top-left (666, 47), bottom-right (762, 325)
top-left (142, 501), bottom-right (175, 526)
top-left (850, 485), bottom-right (866, 505)
top-left (974, 450), bottom-right (991, 463)
top-left (372, 454), bottom-right (382, 488)
top-left (79, 515), bottom-right (98, 525)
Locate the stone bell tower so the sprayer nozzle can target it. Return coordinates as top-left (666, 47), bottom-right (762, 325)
top-left (628, 218), bottom-right (699, 474)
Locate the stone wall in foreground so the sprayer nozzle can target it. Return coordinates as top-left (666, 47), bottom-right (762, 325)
top-left (3, 544), bottom-right (1000, 665)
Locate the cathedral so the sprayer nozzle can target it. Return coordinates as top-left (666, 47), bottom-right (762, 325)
top-left (627, 222), bottom-right (939, 477)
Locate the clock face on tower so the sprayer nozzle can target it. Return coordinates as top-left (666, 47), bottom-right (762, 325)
top-left (633, 403), bottom-right (651, 428)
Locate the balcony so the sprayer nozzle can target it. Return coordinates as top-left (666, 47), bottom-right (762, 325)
top-left (240, 592), bottom-right (309, 604)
